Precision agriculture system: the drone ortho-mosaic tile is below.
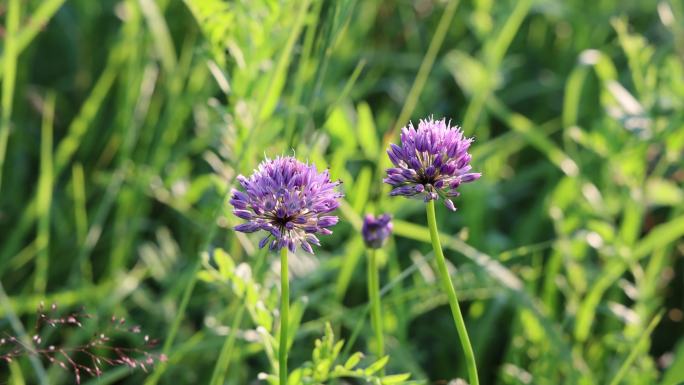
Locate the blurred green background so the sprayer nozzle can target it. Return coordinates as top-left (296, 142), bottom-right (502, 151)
top-left (1, 0), bottom-right (683, 384)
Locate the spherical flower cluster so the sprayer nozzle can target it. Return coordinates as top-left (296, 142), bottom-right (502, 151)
top-left (384, 117), bottom-right (481, 211)
top-left (230, 156), bottom-right (343, 254)
top-left (361, 214), bottom-right (393, 249)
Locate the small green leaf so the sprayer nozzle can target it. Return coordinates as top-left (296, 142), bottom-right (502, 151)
top-left (364, 355), bottom-right (389, 376)
top-left (344, 352), bottom-right (364, 370)
top-left (356, 102), bottom-right (378, 158)
top-left (196, 270), bottom-right (216, 283)
top-left (213, 248), bottom-right (235, 279)
top-left (254, 301), bottom-right (273, 330)
top-left (646, 178), bottom-right (683, 206)
top-left (661, 339), bottom-right (684, 385)
top-left (351, 166), bottom-right (372, 213)
top-left (381, 373), bottom-right (412, 384)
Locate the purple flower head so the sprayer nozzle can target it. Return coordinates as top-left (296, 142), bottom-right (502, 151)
top-left (362, 214), bottom-right (393, 249)
top-left (230, 156), bottom-right (343, 254)
top-left (384, 117), bottom-right (481, 211)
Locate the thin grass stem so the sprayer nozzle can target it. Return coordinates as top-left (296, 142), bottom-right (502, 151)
top-left (608, 311), bottom-right (664, 385)
top-left (209, 247), bottom-right (269, 385)
top-left (208, 304), bottom-right (246, 385)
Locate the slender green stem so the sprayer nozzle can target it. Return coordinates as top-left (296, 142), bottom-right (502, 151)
top-left (279, 247), bottom-right (290, 385)
top-left (143, 259), bottom-right (200, 385)
top-left (209, 304), bottom-right (245, 385)
top-left (209, 247), bottom-right (269, 385)
top-left (425, 200), bottom-right (479, 385)
top-left (0, 0), bottom-right (20, 192)
top-left (367, 248), bottom-right (385, 361)
top-left (608, 311), bottom-right (663, 385)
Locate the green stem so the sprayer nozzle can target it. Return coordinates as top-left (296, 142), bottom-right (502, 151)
top-left (425, 200), bottom-right (479, 385)
top-left (367, 248), bottom-right (385, 362)
top-left (144, 259), bottom-right (201, 385)
top-left (279, 247), bottom-right (290, 385)
top-left (208, 303), bottom-right (245, 385)
top-left (209, 247), bottom-right (268, 385)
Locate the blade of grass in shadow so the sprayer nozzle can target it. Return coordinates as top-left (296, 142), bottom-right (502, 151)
top-left (0, 0), bottom-right (20, 192)
top-left (486, 96), bottom-right (579, 177)
top-left (34, 92), bottom-right (56, 294)
top-left (138, 0), bottom-right (177, 74)
top-left (68, 170), bottom-right (125, 285)
top-left (0, 15), bottom-right (130, 275)
top-left (0, 0), bottom-right (66, 80)
top-left (143, 259), bottom-right (201, 385)
top-left (285, 0), bottom-right (324, 147)
top-left (237, 0), bottom-right (312, 172)
top-left (390, 0), bottom-right (460, 135)
top-left (307, 0), bottom-right (358, 116)
top-left (150, 32), bottom-right (200, 170)
top-left (462, 0), bottom-right (532, 134)
top-left (71, 164), bottom-right (89, 253)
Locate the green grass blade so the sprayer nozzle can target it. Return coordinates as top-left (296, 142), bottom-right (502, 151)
top-left (608, 311), bottom-right (663, 385)
top-left (0, 0), bottom-right (21, 191)
top-left (138, 0), bottom-right (177, 73)
top-left (34, 92), bottom-right (56, 294)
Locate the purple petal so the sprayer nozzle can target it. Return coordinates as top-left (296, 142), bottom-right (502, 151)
top-left (233, 210), bottom-right (253, 220)
top-left (306, 234), bottom-right (321, 246)
top-left (460, 172), bottom-right (481, 183)
top-left (301, 241), bottom-right (314, 254)
top-left (235, 222), bottom-right (260, 233)
top-left (318, 216), bottom-right (339, 227)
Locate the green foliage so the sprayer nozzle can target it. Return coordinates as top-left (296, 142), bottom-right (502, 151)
top-left (0, 0), bottom-right (683, 384)
top-left (283, 323), bottom-right (410, 385)
top-left (260, 323), bottom-right (410, 385)
top-left (200, 249), bottom-right (411, 385)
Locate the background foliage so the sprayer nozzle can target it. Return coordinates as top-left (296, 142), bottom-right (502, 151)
top-left (1, 0), bottom-right (683, 384)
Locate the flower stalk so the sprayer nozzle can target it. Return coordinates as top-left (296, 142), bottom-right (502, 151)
top-left (279, 247), bottom-right (290, 385)
top-left (426, 199), bottom-right (479, 385)
top-left (367, 248), bottom-right (384, 361)
top-left (361, 213), bottom-right (392, 365)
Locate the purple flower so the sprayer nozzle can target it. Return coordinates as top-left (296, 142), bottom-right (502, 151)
top-left (384, 117), bottom-right (481, 211)
top-left (230, 156), bottom-right (343, 254)
top-left (362, 214), bottom-right (393, 249)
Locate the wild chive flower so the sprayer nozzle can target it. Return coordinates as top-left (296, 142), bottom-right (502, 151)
top-left (362, 214), bottom-right (393, 249)
top-left (230, 156), bottom-right (343, 254)
top-left (385, 116), bottom-right (481, 385)
top-left (384, 117), bottom-right (481, 211)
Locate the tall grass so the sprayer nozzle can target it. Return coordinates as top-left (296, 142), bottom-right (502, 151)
top-left (1, 0), bottom-right (683, 384)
